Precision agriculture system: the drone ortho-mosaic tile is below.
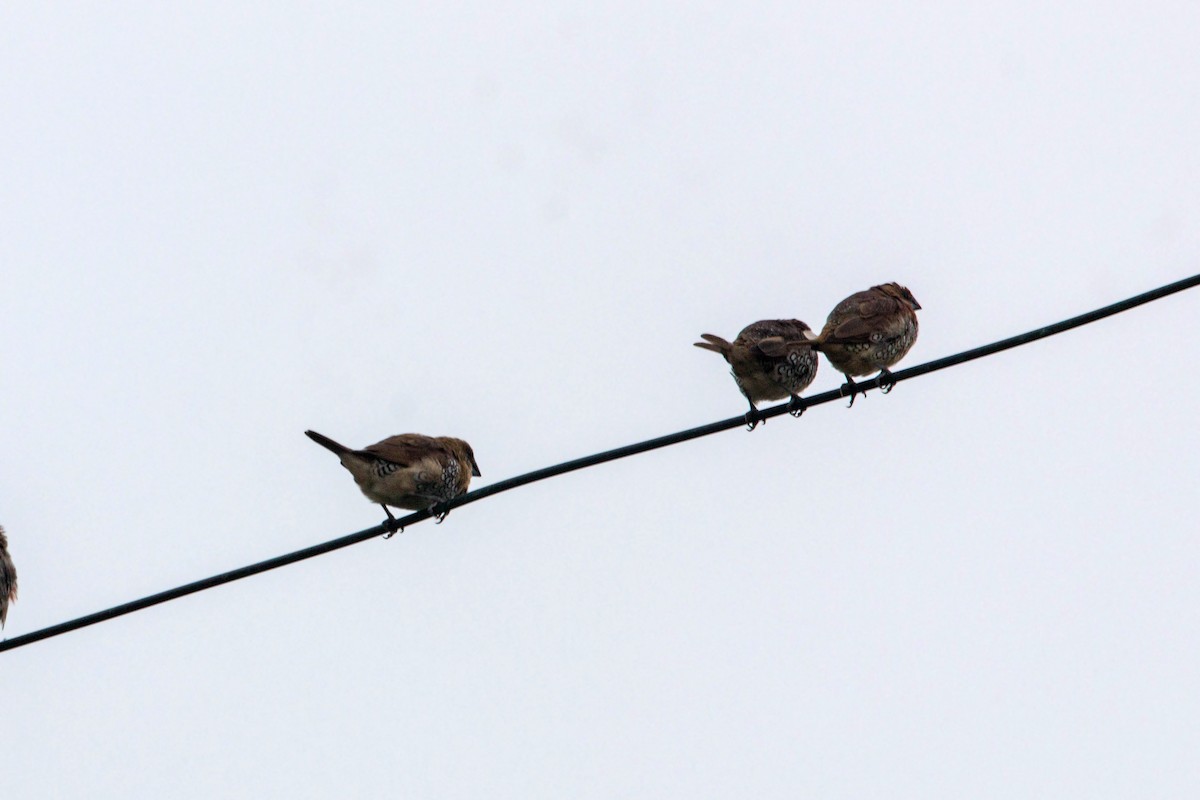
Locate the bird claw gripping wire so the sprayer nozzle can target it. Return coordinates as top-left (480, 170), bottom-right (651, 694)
top-left (878, 369), bottom-right (897, 394)
top-left (381, 506), bottom-right (404, 539)
top-left (842, 377), bottom-right (864, 408)
top-left (744, 408), bottom-right (763, 431)
top-left (787, 395), bottom-right (807, 417)
top-left (431, 502), bottom-right (452, 524)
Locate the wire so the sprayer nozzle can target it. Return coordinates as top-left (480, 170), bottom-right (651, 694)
top-left (3, 272), bottom-right (1198, 654)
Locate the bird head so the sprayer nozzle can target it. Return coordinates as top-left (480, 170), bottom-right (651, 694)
top-left (442, 438), bottom-right (482, 477)
top-left (877, 282), bottom-right (921, 311)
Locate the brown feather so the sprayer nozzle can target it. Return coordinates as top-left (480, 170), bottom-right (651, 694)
top-left (694, 333), bottom-right (733, 356)
top-left (812, 282), bottom-right (921, 381)
top-left (0, 525), bottom-right (17, 629)
top-left (696, 319), bottom-right (818, 415)
top-left (828, 316), bottom-right (878, 343)
top-left (308, 430), bottom-right (481, 515)
top-left (754, 336), bottom-right (791, 358)
top-left (304, 430), bottom-right (351, 456)
top-left (361, 433), bottom-right (451, 466)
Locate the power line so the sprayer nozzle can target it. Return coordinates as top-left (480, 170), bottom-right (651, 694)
top-left (3, 272), bottom-right (1198, 654)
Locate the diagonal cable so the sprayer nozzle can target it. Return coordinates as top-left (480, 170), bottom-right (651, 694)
top-left (3, 272), bottom-right (1198, 654)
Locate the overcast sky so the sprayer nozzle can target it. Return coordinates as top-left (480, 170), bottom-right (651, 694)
top-left (3, 3), bottom-right (1199, 797)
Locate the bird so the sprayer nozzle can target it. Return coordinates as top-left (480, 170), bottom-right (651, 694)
top-left (305, 430), bottom-right (481, 536)
top-left (0, 525), bottom-right (17, 629)
top-left (806, 282), bottom-right (921, 406)
top-left (695, 319), bottom-right (819, 429)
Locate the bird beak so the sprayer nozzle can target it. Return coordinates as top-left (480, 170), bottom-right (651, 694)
top-left (912, 299), bottom-right (922, 310)
top-left (471, 461), bottom-right (482, 477)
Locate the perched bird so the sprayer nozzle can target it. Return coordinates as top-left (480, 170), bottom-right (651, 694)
top-left (807, 282), bottom-right (921, 406)
top-left (695, 319), bottom-right (819, 429)
top-left (305, 430), bottom-right (481, 536)
top-left (0, 525), bottom-right (17, 629)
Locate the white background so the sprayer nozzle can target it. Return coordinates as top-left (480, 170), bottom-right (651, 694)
top-left (2, 3), bottom-right (1198, 797)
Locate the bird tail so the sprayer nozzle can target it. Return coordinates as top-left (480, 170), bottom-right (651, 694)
top-left (305, 430), bottom-right (351, 456)
top-left (694, 333), bottom-right (733, 356)
top-left (799, 329), bottom-right (822, 350)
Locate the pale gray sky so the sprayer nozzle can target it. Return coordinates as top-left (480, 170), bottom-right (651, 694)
top-left (3, 3), bottom-right (1199, 797)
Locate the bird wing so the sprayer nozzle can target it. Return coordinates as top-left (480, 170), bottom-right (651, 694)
top-left (753, 336), bottom-right (789, 357)
top-left (825, 295), bottom-right (902, 343)
top-left (738, 320), bottom-right (813, 357)
top-left (754, 337), bottom-right (814, 358)
top-left (360, 434), bottom-right (448, 466)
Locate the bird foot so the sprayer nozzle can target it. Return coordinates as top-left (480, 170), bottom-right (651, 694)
top-left (787, 395), bottom-right (807, 417)
top-left (431, 502), bottom-right (452, 524)
top-left (744, 408), bottom-right (763, 431)
top-left (381, 506), bottom-right (403, 538)
top-left (842, 378), bottom-right (864, 408)
top-left (878, 369), bottom-right (897, 394)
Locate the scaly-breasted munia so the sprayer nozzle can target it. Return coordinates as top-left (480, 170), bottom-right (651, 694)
top-left (305, 430), bottom-right (481, 535)
top-left (695, 319), bottom-right (819, 429)
top-left (0, 526), bottom-right (16, 629)
top-left (807, 282), bottom-right (921, 406)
